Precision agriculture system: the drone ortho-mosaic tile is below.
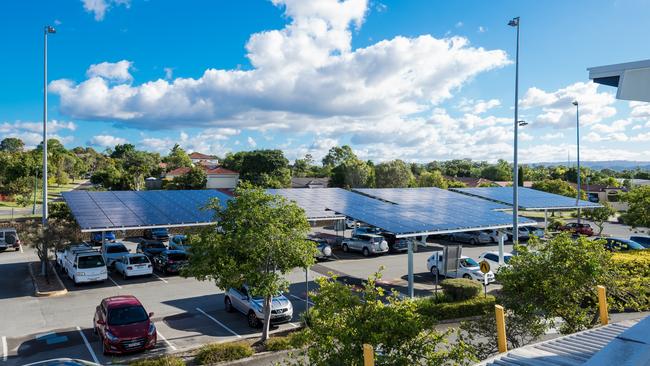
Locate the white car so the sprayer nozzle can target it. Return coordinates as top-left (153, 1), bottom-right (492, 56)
top-left (426, 252), bottom-right (495, 283)
top-left (341, 234), bottom-right (389, 256)
top-left (477, 251), bottom-right (514, 272)
top-left (113, 254), bottom-right (153, 279)
top-left (345, 218), bottom-right (360, 229)
top-left (224, 285), bottom-right (293, 328)
top-left (101, 242), bottom-right (130, 267)
top-left (482, 229), bottom-right (508, 243)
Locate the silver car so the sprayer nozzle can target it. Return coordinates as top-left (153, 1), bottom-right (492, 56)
top-left (224, 285), bottom-right (293, 328)
top-left (341, 234), bottom-right (389, 257)
top-left (449, 231), bottom-right (492, 245)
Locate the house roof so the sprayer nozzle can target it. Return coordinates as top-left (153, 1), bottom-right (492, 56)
top-left (166, 166), bottom-right (238, 177)
top-left (167, 167), bottom-right (191, 176)
top-left (291, 177), bottom-right (330, 188)
top-left (444, 176), bottom-right (493, 188)
top-left (189, 152), bottom-right (217, 160)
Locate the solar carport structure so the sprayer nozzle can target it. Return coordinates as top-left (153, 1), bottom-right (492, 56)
top-left (450, 187), bottom-right (601, 211)
top-left (62, 190), bottom-right (233, 232)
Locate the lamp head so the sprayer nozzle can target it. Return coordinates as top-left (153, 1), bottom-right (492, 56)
top-left (45, 26), bottom-right (56, 34)
top-left (572, 100), bottom-right (578, 106)
top-left (518, 120), bottom-right (528, 127)
top-left (508, 17), bottom-right (520, 27)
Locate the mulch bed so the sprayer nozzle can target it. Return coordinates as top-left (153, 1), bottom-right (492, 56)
top-left (28, 261), bottom-right (67, 295)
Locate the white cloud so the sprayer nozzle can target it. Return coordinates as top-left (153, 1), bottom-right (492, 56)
top-left (630, 132), bottom-right (650, 142)
top-left (88, 135), bottom-right (127, 147)
top-left (478, 26), bottom-right (487, 33)
top-left (457, 98), bottom-right (500, 114)
top-left (164, 67), bottom-right (173, 80)
top-left (541, 132), bottom-right (564, 141)
top-left (590, 119), bottom-right (631, 134)
top-left (455, 21), bottom-right (463, 28)
top-left (86, 60), bottom-right (133, 83)
top-left (0, 120), bottom-right (76, 148)
top-left (138, 128), bottom-right (239, 156)
top-left (81, 0), bottom-right (130, 21)
top-left (247, 136), bottom-right (257, 147)
top-left (521, 82), bottom-right (616, 128)
top-left (629, 101), bottom-right (650, 119)
top-left (52, 0), bottom-right (510, 132)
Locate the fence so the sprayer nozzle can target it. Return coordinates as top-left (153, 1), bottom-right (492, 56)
top-left (0, 206), bottom-right (42, 221)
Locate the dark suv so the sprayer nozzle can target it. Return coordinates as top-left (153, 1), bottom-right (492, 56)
top-left (143, 228), bottom-right (169, 241)
top-left (380, 232), bottom-right (410, 253)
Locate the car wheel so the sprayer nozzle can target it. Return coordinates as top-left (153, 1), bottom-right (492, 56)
top-left (342, 244), bottom-right (349, 252)
top-left (15, 247), bottom-right (20, 252)
top-left (463, 274), bottom-right (472, 280)
top-left (123, 271), bottom-right (128, 280)
top-left (362, 247), bottom-right (370, 257)
top-left (248, 311), bottom-right (260, 328)
top-left (469, 239), bottom-right (477, 245)
top-left (430, 266), bottom-right (439, 277)
top-left (224, 297), bottom-right (234, 313)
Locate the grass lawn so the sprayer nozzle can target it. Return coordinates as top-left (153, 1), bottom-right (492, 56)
top-left (0, 180), bottom-right (85, 208)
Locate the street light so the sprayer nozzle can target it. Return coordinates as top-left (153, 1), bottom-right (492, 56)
top-left (573, 100), bottom-right (581, 223)
top-left (508, 16), bottom-right (520, 244)
top-left (518, 120), bottom-right (528, 127)
top-left (43, 25), bottom-right (56, 227)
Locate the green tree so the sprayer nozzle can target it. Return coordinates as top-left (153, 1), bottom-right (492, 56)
top-left (21, 215), bottom-right (83, 277)
top-left (417, 170), bottom-right (448, 189)
top-left (292, 154), bottom-right (315, 178)
top-left (480, 160), bottom-right (511, 181)
top-left (225, 150), bottom-right (291, 188)
top-left (498, 234), bottom-right (615, 334)
top-left (55, 165), bottom-right (70, 186)
top-left (287, 271), bottom-right (475, 366)
top-left (0, 137), bottom-right (25, 152)
top-left (332, 158), bottom-right (372, 188)
top-left (583, 202), bottom-right (616, 235)
top-left (531, 179), bottom-right (578, 198)
top-left (621, 186), bottom-right (650, 228)
top-left (374, 160), bottom-right (413, 188)
top-left (164, 144), bottom-right (193, 171)
top-left (322, 145), bottom-right (356, 167)
top-left (170, 166), bottom-right (207, 189)
top-left (110, 143), bottom-right (136, 159)
top-left (183, 184), bottom-right (316, 341)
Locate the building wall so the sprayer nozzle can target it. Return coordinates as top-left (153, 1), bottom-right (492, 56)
top-left (206, 175), bottom-right (239, 189)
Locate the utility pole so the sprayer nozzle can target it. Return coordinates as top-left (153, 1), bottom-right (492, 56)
top-left (508, 16), bottom-right (520, 244)
top-left (43, 25), bottom-right (56, 227)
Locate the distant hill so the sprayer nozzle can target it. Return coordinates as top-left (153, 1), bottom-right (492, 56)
top-left (533, 160), bottom-right (650, 171)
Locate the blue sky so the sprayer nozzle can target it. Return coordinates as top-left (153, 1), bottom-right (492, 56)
top-left (1, 0), bottom-right (650, 163)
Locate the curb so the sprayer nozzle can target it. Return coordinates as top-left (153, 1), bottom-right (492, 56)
top-left (28, 261), bottom-right (68, 297)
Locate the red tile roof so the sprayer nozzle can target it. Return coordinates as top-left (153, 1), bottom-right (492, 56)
top-left (205, 167), bottom-right (238, 175)
top-left (166, 167), bottom-right (191, 176)
top-left (166, 166), bottom-right (238, 177)
top-left (189, 152), bottom-right (216, 159)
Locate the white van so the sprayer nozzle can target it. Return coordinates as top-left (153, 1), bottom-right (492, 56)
top-left (58, 244), bottom-right (107, 285)
top-left (0, 228), bottom-right (20, 252)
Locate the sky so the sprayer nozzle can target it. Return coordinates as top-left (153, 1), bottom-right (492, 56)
top-left (1, 0), bottom-right (650, 164)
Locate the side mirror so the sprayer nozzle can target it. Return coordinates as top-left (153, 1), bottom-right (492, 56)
top-left (242, 295), bottom-right (249, 301)
top-left (127, 249), bottom-right (131, 252)
top-left (97, 319), bottom-right (105, 325)
top-left (148, 312), bottom-right (154, 318)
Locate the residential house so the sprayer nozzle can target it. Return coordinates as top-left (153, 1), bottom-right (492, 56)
top-left (189, 152), bottom-right (219, 165)
top-left (165, 166), bottom-right (239, 189)
top-left (571, 183), bottom-right (629, 211)
top-left (291, 177), bottom-right (330, 188)
top-left (444, 176), bottom-right (495, 188)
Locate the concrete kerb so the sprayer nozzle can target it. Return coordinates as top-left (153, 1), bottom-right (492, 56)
top-left (28, 261), bottom-right (68, 297)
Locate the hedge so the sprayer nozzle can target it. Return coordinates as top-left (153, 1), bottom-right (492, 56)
top-left (415, 295), bottom-right (495, 320)
top-left (129, 356), bottom-right (185, 366)
top-left (439, 278), bottom-right (482, 301)
top-left (610, 250), bottom-right (650, 312)
top-left (195, 341), bottom-right (254, 365)
top-left (266, 336), bottom-right (292, 351)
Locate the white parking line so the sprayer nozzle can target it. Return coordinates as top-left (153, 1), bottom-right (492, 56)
top-left (153, 273), bottom-right (168, 283)
top-left (76, 326), bottom-right (99, 365)
top-left (2, 336), bottom-right (7, 362)
top-left (288, 322), bottom-right (300, 328)
top-left (156, 329), bottom-right (176, 350)
top-left (289, 294), bottom-right (314, 306)
top-left (107, 275), bottom-right (122, 289)
top-left (195, 307), bottom-right (241, 338)
top-left (19, 245), bottom-right (23, 253)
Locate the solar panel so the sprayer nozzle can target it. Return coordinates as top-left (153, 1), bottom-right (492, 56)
top-left (356, 188), bottom-right (508, 211)
top-left (62, 190), bottom-right (231, 232)
top-left (450, 187), bottom-right (602, 210)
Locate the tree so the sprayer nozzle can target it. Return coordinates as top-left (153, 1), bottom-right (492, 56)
top-left (518, 166), bottom-right (524, 186)
top-left (417, 170), bottom-right (448, 189)
top-left (322, 145), bottom-right (356, 167)
top-left (480, 160), bottom-right (511, 181)
top-left (0, 137), bottom-right (24, 152)
top-left (55, 165), bottom-right (70, 186)
top-left (164, 144), bottom-right (193, 171)
top-left (531, 179), bottom-right (578, 198)
top-left (583, 202), bottom-right (616, 235)
top-left (621, 186), bottom-right (650, 228)
top-left (225, 150), bottom-right (291, 188)
top-left (332, 158), bottom-right (372, 188)
top-left (498, 234), bottom-right (615, 334)
top-left (170, 166), bottom-right (207, 189)
top-left (374, 160), bottom-right (413, 188)
top-left (183, 184), bottom-right (316, 341)
top-left (110, 143), bottom-right (137, 159)
top-left (287, 271), bottom-right (475, 366)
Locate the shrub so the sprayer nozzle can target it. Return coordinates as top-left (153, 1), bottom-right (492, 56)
top-left (266, 336), bottom-right (292, 351)
top-left (439, 278), bottom-right (482, 301)
top-left (547, 217), bottom-right (564, 231)
top-left (416, 295), bottom-right (495, 320)
top-left (130, 356), bottom-right (185, 366)
top-left (287, 329), bottom-right (310, 348)
top-left (195, 341), bottom-right (254, 365)
top-left (610, 251), bottom-right (650, 312)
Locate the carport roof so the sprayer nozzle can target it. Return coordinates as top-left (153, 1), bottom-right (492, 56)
top-left (269, 188), bottom-right (535, 238)
top-left (62, 190), bottom-right (233, 232)
top-left (450, 187), bottom-right (602, 210)
top-left (355, 187), bottom-right (509, 211)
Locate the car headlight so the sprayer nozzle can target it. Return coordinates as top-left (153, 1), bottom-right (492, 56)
top-left (76, 272), bottom-right (86, 276)
top-left (148, 323), bottom-right (156, 336)
top-left (105, 330), bottom-right (119, 343)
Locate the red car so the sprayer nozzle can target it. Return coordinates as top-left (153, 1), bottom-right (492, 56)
top-left (93, 295), bottom-right (157, 355)
top-left (558, 222), bottom-right (594, 236)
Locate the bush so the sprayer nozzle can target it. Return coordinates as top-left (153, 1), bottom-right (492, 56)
top-left (610, 251), bottom-right (650, 312)
top-left (266, 336), bottom-right (292, 351)
top-left (547, 217), bottom-right (564, 231)
top-left (416, 295), bottom-right (495, 320)
top-left (130, 356), bottom-right (185, 366)
top-left (195, 341), bottom-right (254, 365)
top-left (439, 278), bottom-right (482, 301)
top-left (287, 329), bottom-right (310, 348)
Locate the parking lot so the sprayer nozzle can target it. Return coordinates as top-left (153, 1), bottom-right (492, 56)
top-left (0, 218), bottom-right (639, 365)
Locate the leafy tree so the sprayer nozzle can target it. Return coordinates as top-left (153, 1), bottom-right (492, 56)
top-left (583, 202), bottom-right (616, 235)
top-left (286, 271), bottom-right (475, 366)
top-left (322, 145), bottom-right (356, 167)
top-left (446, 179), bottom-right (467, 188)
top-left (183, 184), bottom-right (315, 341)
top-left (374, 160), bottom-right (413, 188)
top-left (417, 170), bottom-right (448, 189)
top-left (531, 179), bottom-right (578, 198)
top-left (518, 166), bottom-right (524, 186)
top-left (498, 234), bottom-right (615, 333)
top-left (226, 150), bottom-right (292, 188)
top-left (480, 160), bottom-right (511, 181)
top-left (55, 165), bottom-right (70, 186)
top-left (621, 186), bottom-right (650, 228)
top-left (110, 143), bottom-right (137, 159)
top-left (332, 158), bottom-right (372, 188)
top-left (170, 166), bottom-right (207, 189)
top-left (0, 137), bottom-right (24, 152)
top-left (164, 144), bottom-right (193, 171)
top-left (292, 154), bottom-right (315, 177)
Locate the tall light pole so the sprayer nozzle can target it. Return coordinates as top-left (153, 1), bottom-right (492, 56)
top-left (573, 100), bottom-right (581, 223)
top-left (508, 16), bottom-right (520, 244)
top-left (43, 25), bottom-right (56, 227)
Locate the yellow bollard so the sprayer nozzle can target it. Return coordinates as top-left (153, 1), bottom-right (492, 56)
top-left (495, 305), bottom-right (507, 353)
top-left (363, 344), bottom-right (374, 366)
top-left (597, 285), bottom-right (608, 325)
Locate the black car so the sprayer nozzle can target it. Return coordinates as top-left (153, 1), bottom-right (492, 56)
top-left (380, 232), bottom-right (410, 253)
top-left (630, 236), bottom-right (650, 249)
top-left (152, 250), bottom-right (188, 274)
top-left (137, 240), bottom-right (167, 259)
top-left (598, 237), bottom-right (645, 252)
top-left (143, 228), bottom-right (170, 241)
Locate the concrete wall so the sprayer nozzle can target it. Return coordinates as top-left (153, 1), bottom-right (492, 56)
top-left (206, 175), bottom-right (239, 189)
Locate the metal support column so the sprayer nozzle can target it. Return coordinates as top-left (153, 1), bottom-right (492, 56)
top-left (305, 267), bottom-right (309, 314)
top-left (407, 240), bottom-right (414, 298)
top-left (498, 231), bottom-right (505, 264)
top-left (544, 209), bottom-right (548, 230)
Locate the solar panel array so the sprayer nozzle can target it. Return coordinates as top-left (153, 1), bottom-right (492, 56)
top-left (269, 188), bottom-right (534, 236)
top-left (62, 190), bottom-right (232, 232)
top-left (451, 187), bottom-right (602, 210)
top-left (356, 187), bottom-right (508, 211)
top-left (266, 189), bottom-right (345, 220)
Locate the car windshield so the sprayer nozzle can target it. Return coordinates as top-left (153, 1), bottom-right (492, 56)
top-left (147, 243), bottom-right (166, 249)
top-left (370, 237), bottom-right (383, 243)
top-left (174, 237), bottom-right (187, 245)
top-left (129, 256), bottom-right (149, 264)
top-left (461, 258), bottom-right (479, 267)
top-left (622, 240), bottom-right (645, 250)
top-left (107, 245), bottom-right (128, 254)
top-left (503, 255), bottom-right (512, 263)
top-left (78, 255), bottom-right (105, 269)
top-left (168, 253), bottom-right (187, 261)
top-left (152, 229), bottom-right (168, 234)
top-left (107, 305), bottom-right (148, 326)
